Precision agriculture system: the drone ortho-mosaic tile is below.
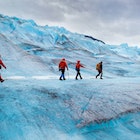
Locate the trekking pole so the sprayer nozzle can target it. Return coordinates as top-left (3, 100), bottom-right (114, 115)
top-left (67, 70), bottom-right (69, 79)
top-left (84, 67), bottom-right (93, 71)
top-left (85, 66), bottom-right (97, 72)
top-left (0, 67), bottom-right (2, 74)
top-left (87, 67), bottom-right (93, 70)
top-left (83, 64), bottom-right (93, 71)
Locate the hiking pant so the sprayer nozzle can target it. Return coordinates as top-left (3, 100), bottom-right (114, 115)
top-left (96, 70), bottom-right (103, 79)
top-left (75, 69), bottom-right (82, 79)
top-left (0, 67), bottom-right (4, 82)
top-left (60, 69), bottom-right (65, 80)
top-left (0, 74), bottom-right (3, 81)
top-left (0, 68), bottom-right (2, 80)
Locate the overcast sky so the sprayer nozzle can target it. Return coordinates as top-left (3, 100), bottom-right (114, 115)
top-left (0, 0), bottom-right (140, 46)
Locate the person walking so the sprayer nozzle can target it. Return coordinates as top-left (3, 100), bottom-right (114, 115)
top-left (75, 60), bottom-right (85, 80)
top-left (96, 61), bottom-right (103, 79)
top-left (58, 58), bottom-right (68, 80)
top-left (0, 55), bottom-right (6, 82)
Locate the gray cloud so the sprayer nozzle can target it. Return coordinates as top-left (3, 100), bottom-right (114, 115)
top-left (0, 0), bottom-right (140, 46)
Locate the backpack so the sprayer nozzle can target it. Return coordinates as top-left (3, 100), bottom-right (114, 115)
top-left (96, 63), bottom-right (100, 70)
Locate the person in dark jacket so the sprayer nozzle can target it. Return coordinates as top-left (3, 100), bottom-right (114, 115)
top-left (96, 61), bottom-right (103, 79)
top-left (0, 55), bottom-right (6, 82)
top-left (75, 60), bottom-right (85, 80)
top-left (58, 58), bottom-right (68, 80)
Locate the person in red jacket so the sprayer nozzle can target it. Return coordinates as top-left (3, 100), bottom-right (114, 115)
top-left (58, 58), bottom-right (68, 80)
top-left (0, 55), bottom-right (6, 82)
top-left (75, 60), bottom-right (85, 80)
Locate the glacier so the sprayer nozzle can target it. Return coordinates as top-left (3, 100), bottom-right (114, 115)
top-left (0, 14), bottom-right (140, 140)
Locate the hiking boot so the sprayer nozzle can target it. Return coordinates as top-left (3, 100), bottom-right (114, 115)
top-left (59, 78), bottom-right (62, 80)
top-left (100, 77), bottom-right (103, 79)
top-left (1, 79), bottom-right (4, 82)
top-left (63, 78), bottom-right (66, 80)
top-left (0, 78), bottom-right (4, 82)
top-left (75, 78), bottom-right (78, 80)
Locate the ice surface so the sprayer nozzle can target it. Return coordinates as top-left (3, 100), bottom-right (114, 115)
top-left (1, 78), bottom-right (140, 140)
top-left (0, 14), bottom-right (140, 140)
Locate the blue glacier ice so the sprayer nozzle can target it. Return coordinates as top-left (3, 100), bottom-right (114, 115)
top-left (0, 14), bottom-right (140, 140)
